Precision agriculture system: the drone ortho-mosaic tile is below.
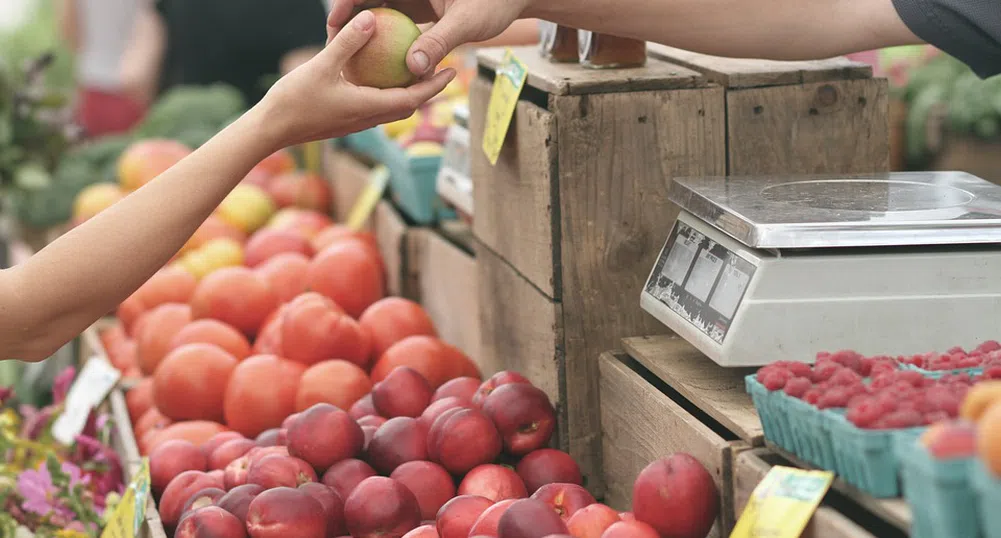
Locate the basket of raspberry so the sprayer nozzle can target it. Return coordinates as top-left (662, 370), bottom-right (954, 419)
top-left (896, 340), bottom-right (1001, 379)
top-left (747, 352), bottom-right (977, 498)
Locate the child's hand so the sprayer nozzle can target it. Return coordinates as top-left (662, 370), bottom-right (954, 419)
top-left (257, 10), bottom-right (456, 148)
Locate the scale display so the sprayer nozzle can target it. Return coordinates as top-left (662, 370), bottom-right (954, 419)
top-left (645, 220), bottom-right (756, 344)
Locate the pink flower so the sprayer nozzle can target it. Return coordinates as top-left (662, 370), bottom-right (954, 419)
top-left (52, 366), bottom-right (76, 405)
top-left (17, 464), bottom-right (71, 519)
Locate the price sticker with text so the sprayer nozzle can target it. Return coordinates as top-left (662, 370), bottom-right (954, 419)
top-left (730, 466), bottom-right (834, 538)
top-left (482, 49), bottom-right (528, 166)
top-left (101, 458), bottom-right (151, 538)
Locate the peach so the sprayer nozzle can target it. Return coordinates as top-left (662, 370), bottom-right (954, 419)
top-left (373, 366), bottom-right (433, 418)
top-left (224, 456), bottom-right (253, 490)
top-left (208, 469), bottom-right (225, 483)
top-left (403, 525), bottom-right (440, 538)
top-left (150, 440), bottom-right (207, 495)
top-left (977, 401), bottom-right (1001, 475)
top-left (427, 408), bottom-right (501, 474)
top-left (472, 371), bottom-right (531, 407)
top-left (209, 438), bottom-right (257, 470)
top-left (267, 172), bottom-right (333, 213)
top-left (244, 229), bottom-right (314, 267)
top-left (180, 487), bottom-right (226, 519)
top-left (530, 483), bottom-right (595, 523)
top-left (300, 482), bottom-right (348, 537)
top-left (458, 464), bottom-right (528, 502)
top-left (282, 413), bottom-right (301, 430)
top-left (358, 415), bottom-right (388, 428)
top-left (202, 432), bottom-right (245, 458)
top-left (417, 397), bottom-right (472, 430)
top-left (288, 403), bottom-right (365, 471)
top-left (342, 8), bottom-right (422, 89)
top-left (247, 455), bottom-right (317, 489)
top-left (435, 495), bottom-right (493, 538)
top-left (496, 499), bottom-right (568, 538)
top-left (516, 449), bottom-right (583, 494)
top-left (920, 421), bottom-right (978, 459)
top-left (256, 428), bottom-right (282, 447)
top-left (362, 425), bottom-right (378, 453)
top-left (349, 394), bottom-right (380, 420)
top-left (247, 445), bottom-right (290, 464)
top-left (322, 459), bottom-right (378, 500)
top-left (247, 487), bottom-right (327, 538)
top-left (960, 380), bottom-right (1001, 421)
top-left (632, 454), bottom-right (718, 538)
top-left (467, 499), bottom-right (517, 537)
top-left (344, 477), bottom-right (422, 538)
top-left (218, 484), bottom-right (265, 524)
top-left (367, 417), bottom-right (429, 474)
top-left (433, 377), bottom-right (480, 404)
top-left (482, 384), bottom-right (556, 456)
top-left (600, 521), bottom-right (659, 538)
top-left (160, 470), bottom-right (225, 528)
top-left (176, 506), bottom-right (248, 538)
top-left (389, 461), bottom-right (456, 520)
top-left (566, 504), bottom-right (620, 538)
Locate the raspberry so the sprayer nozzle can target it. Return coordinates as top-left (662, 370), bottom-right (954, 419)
top-left (829, 369), bottom-right (863, 387)
top-left (761, 369), bottom-right (793, 391)
top-left (958, 357), bottom-right (983, 369)
top-left (803, 389), bottom-right (822, 405)
top-left (984, 366), bottom-right (1001, 380)
top-left (817, 387), bottom-right (851, 409)
top-left (923, 411), bottom-right (950, 424)
top-left (846, 392), bottom-right (871, 408)
top-left (812, 362), bottom-right (842, 383)
top-left (977, 340), bottom-right (1001, 354)
top-left (846, 400), bottom-right (883, 428)
top-left (783, 377), bottom-right (812, 398)
top-left (815, 351), bottom-right (832, 362)
top-left (880, 409), bottom-right (924, 429)
top-left (829, 350), bottom-right (864, 372)
top-left (897, 370), bottom-right (927, 388)
top-left (785, 362), bottom-right (813, 378)
top-left (947, 346), bottom-right (967, 356)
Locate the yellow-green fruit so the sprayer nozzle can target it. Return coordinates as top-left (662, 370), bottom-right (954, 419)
top-left (406, 141), bottom-right (444, 157)
top-left (384, 111), bottom-right (422, 139)
top-left (343, 8), bottom-right (422, 89)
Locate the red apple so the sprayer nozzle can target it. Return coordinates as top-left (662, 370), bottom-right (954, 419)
top-left (472, 371), bottom-right (531, 407)
top-left (344, 477), bottom-right (422, 538)
top-left (468, 499), bottom-right (517, 537)
top-left (350, 394), bottom-right (380, 420)
top-left (247, 446), bottom-right (290, 464)
top-left (288, 403), bottom-right (365, 471)
top-left (267, 172), bottom-right (333, 213)
top-left (201, 431), bottom-right (245, 458)
top-left (367, 417), bottom-right (429, 474)
top-left (282, 413), bottom-right (301, 430)
top-left (403, 524), bottom-right (440, 538)
top-left (300, 482), bottom-right (347, 537)
top-left (224, 456), bottom-right (252, 490)
top-left (600, 521), bottom-right (659, 538)
top-left (632, 454), bottom-right (718, 538)
top-left (433, 377), bottom-right (481, 403)
top-left (530, 483), bottom-right (595, 523)
top-left (247, 455), bottom-right (317, 489)
top-left (244, 229), bottom-right (314, 267)
top-left (323, 459), bottom-right (378, 501)
top-left (176, 506), bottom-right (248, 538)
top-left (458, 464), bottom-right (528, 502)
top-left (482, 384), bottom-right (556, 456)
top-left (497, 499), bottom-right (568, 538)
top-left (427, 408), bottom-right (501, 474)
top-left (435, 495), bottom-right (493, 538)
top-left (566, 504), bottom-right (620, 538)
top-left (255, 428), bottom-right (283, 447)
top-left (418, 397), bottom-right (472, 430)
top-left (247, 487), bottom-right (327, 538)
top-left (390, 461), bottom-right (456, 520)
top-left (217, 484), bottom-right (265, 524)
top-left (209, 438), bottom-right (257, 471)
top-left (516, 449), bottom-right (583, 494)
top-left (151, 440), bottom-right (207, 495)
top-left (180, 487), bottom-right (226, 520)
top-left (159, 470), bottom-right (225, 528)
top-left (372, 366), bottom-right (433, 418)
top-left (358, 415), bottom-right (388, 428)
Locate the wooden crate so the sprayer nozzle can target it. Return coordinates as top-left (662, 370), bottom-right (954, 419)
top-left (648, 44), bottom-right (890, 175)
top-left (470, 46), bottom-right (727, 496)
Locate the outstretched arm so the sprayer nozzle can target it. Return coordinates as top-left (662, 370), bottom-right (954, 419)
top-left (1, 10), bottom-right (456, 363)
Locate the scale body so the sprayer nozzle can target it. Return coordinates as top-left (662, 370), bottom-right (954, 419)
top-left (640, 171), bottom-right (1001, 367)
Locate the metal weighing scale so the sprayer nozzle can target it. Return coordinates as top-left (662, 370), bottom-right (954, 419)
top-left (640, 171), bottom-right (1001, 367)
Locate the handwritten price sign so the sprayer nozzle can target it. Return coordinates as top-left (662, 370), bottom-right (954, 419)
top-left (482, 49), bottom-right (528, 166)
top-left (730, 466), bottom-right (834, 538)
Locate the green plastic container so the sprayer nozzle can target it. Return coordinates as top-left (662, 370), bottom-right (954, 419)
top-left (971, 460), bottom-right (1001, 538)
top-left (898, 436), bottom-right (981, 538)
top-left (898, 362), bottom-right (983, 380)
top-left (828, 413), bottom-right (925, 498)
top-left (746, 376), bottom-right (795, 452)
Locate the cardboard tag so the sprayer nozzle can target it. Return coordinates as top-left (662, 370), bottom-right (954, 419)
top-left (51, 357), bottom-right (121, 445)
top-left (730, 466), bottom-right (834, 538)
top-left (482, 49), bottom-right (528, 166)
top-left (346, 164), bottom-right (390, 231)
top-left (100, 458), bottom-right (151, 538)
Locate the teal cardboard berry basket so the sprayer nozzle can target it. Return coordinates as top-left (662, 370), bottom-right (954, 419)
top-left (827, 413), bottom-right (925, 498)
top-left (971, 459), bottom-right (1001, 538)
top-left (898, 437), bottom-right (981, 538)
top-left (897, 362), bottom-right (983, 380)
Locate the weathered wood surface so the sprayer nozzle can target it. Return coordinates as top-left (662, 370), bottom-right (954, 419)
top-left (373, 200), bottom-right (408, 297)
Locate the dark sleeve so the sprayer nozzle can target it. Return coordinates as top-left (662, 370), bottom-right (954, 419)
top-left (270, 0), bottom-right (329, 54)
top-left (892, 0), bottom-right (1001, 78)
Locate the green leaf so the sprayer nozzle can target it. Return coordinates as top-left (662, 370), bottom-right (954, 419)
top-left (14, 163), bottom-right (52, 190)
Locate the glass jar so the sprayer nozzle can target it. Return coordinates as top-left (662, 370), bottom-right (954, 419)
top-left (578, 31), bottom-right (647, 69)
top-left (539, 21), bottom-right (580, 63)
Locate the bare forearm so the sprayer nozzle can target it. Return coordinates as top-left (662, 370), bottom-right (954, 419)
top-left (525, 0), bottom-right (922, 60)
top-left (4, 108), bottom-right (279, 361)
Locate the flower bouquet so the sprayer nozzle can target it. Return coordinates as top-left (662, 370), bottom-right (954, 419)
top-left (0, 366), bottom-right (127, 537)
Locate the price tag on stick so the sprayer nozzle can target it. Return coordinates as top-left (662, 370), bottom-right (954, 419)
top-left (101, 458), bottom-right (151, 538)
top-left (482, 49), bottom-right (528, 166)
top-left (730, 466), bottom-right (834, 538)
top-left (346, 164), bottom-right (390, 231)
top-left (50, 356), bottom-right (121, 445)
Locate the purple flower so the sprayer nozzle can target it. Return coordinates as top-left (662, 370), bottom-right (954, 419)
top-left (52, 367), bottom-right (76, 405)
top-left (17, 464), bottom-right (71, 519)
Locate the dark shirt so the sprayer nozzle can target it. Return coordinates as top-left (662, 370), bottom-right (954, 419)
top-left (892, 0), bottom-right (1001, 78)
top-left (154, 0), bottom-right (328, 105)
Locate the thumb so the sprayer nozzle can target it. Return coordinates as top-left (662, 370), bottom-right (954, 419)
top-left (321, 10), bottom-right (377, 72)
top-left (407, 15), bottom-right (470, 76)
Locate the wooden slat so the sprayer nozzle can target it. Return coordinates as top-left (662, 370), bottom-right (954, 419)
top-left (599, 352), bottom-right (733, 538)
top-left (647, 44), bottom-right (872, 89)
top-left (477, 46), bottom-right (705, 96)
top-left (726, 79), bottom-right (890, 174)
top-left (469, 77), bottom-right (560, 298)
top-left (409, 229), bottom-right (481, 363)
top-left (622, 336), bottom-right (763, 444)
top-left (733, 449), bottom-right (877, 538)
top-left (373, 200), bottom-right (408, 297)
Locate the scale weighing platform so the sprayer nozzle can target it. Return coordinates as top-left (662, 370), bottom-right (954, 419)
top-left (641, 171), bottom-right (1001, 367)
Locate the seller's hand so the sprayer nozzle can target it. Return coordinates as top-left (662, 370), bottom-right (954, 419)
top-left (327, 0), bottom-right (531, 78)
top-left (258, 10), bottom-right (456, 148)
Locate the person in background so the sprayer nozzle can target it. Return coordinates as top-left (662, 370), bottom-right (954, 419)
top-left (120, 0), bottom-right (330, 108)
top-left (58, 0), bottom-right (146, 136)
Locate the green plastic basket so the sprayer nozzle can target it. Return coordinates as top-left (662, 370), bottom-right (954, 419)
top-left (971, 460), bottom-right (1001, 538)
top-left (898, 437), bottom-right (981, 538)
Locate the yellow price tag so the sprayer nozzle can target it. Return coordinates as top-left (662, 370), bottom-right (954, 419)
top-left (730, 466), bottom-right (834, 538)
top-left (482, 49), bottom-right (528, 166)
top-left (101, 458), bottom-right (151, 538)
top-left (346, 165), bottom-right (390, 231)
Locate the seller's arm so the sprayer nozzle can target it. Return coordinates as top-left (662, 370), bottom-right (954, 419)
top-left (56, 0), bottom-right (81, 52)
top-left (119, 0), bottom-right (167, 105)
top-left (0, 11), bottom-right (455, 363)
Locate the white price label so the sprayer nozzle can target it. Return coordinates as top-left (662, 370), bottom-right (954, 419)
top-left (51, 356), bottom-right (121, 445)
top-left (685, 250), bottom-right (723, 302)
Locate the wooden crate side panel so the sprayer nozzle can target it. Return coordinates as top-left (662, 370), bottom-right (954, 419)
top-left (733, 450), bottom-right (877, 538)
top-left (412, 229), bottom-right (481, 362)
top-left (599, 352), bottom-right (729, 536)
top-left (726, 79), bottom-right (890, 174)
top-left (554, 87), bottom-right (726, 496)
top-left (469, 76), bottom-right (560, 298)
top-left (373, 201), bottom-right (408, 297)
